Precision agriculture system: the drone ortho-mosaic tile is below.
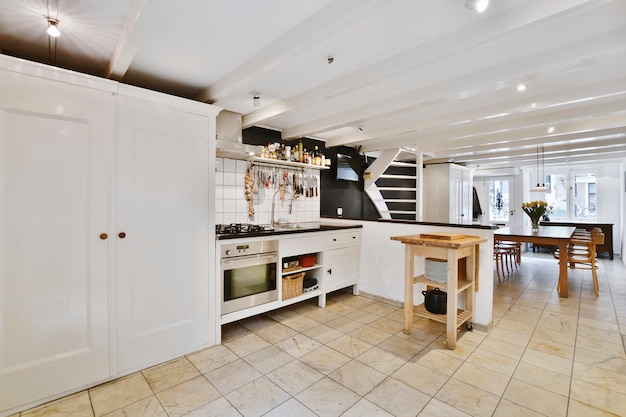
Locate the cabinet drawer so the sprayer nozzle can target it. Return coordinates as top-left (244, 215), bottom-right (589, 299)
top-left (326, 230), bottom-right (361, 248)
top-left (280, 234), bottom-right (324, 257)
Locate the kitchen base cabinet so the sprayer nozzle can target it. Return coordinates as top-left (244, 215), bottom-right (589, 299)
top-left (218, 228), bottom-right (362, 331)
top-left (0, 60), bottom-right (114, 413)
top-left (324, 230), bottom-right (361, 294)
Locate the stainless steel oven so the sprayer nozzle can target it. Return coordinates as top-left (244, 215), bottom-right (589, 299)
top-left (221, 239), bottom-right (278, 315)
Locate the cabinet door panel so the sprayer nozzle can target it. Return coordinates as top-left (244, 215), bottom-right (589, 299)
top-left (115, 95), bottom-right (210, 372)
top-left (325, 246), bottom-right (358, 293)
top-left (0, 73), bottom-right (112, 411)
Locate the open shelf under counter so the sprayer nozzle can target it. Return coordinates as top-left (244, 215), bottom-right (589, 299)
top-left (280, 287), bottom-right (324, 307)
top-left (281, 263), bottom-right (322, 276)
top-left (412, 304), bottom-right (472, 327)
top-left (413, 275), bottom-right (474, 294)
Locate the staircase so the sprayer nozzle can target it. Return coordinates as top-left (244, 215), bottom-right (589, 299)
top-left (364, 149), bottom-right (421, 220)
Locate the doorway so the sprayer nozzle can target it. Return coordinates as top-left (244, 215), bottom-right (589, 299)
top-left (481, 176), bottom-right (517, 227)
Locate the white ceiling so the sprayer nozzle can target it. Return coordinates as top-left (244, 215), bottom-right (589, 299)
top-left (1, 0), bottom-right (625, 168)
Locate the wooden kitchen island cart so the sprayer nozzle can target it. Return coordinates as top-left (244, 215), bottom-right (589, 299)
top-left (391, 233), bottom-right (486, 349)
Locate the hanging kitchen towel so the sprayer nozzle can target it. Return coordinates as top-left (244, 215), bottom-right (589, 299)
top-left (472, 186), bottom-right (483, 219)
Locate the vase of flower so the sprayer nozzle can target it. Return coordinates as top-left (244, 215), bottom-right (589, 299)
top-left (531, 220), bottom-right (540, 232)
top-left (522, 200), bottom-right (548, 232)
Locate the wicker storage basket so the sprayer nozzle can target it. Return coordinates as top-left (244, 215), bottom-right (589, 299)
top-left (282, 272), bottom-right (305, 300)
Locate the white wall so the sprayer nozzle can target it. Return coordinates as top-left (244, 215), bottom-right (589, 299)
top-left (215, 158), bottom-right (320, 225)
top-left (323, 218), bottom-right (495, 330)
top-left (603, 163), bottom-right (622, 260)
top-left (615, 158), bottom-right (626, 264)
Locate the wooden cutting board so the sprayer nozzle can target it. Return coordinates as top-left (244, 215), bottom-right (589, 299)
top-left (419, 232), bottom-right (466, 240)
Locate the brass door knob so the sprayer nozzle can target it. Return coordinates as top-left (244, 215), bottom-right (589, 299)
top-left (118, 232), bottom-right (126, 239)
top-left (99, 233), bottom-right (108, 240)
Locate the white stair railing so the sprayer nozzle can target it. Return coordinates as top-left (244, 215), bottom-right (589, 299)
top-left (364, 149), bottom-right (420, 220)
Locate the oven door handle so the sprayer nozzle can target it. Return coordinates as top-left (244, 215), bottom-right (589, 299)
top-left (222, 253), bottom-right (278, 270)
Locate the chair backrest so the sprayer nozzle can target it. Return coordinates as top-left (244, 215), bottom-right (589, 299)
top-left (591, 228), bottom-right (605, 245)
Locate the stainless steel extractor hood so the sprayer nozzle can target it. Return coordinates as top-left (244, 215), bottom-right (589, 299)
top-left (216, 110), bottom-right (262, 159)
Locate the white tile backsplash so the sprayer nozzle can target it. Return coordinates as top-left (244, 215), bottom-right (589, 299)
top-left (215, 157), bottom-right (321, 225)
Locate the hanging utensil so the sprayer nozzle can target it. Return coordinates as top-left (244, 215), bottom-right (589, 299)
top-left (294, 172), bottom-right (300, 198)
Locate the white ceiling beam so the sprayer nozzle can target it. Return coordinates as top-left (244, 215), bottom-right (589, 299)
top-left (431, 127), bottom-right (626, 158)
top-left (342, 92), bottom-right (626, 154)
top-left (106, 0), bottom-right (166, 80)
top-left (421, 106), bottom-right (626, 152)
top-left (315, 30), bottom-right (626, 146)
top-left (245, 0), bottom-right (613, 130)
top-left (194, 0), bottom-right (388, 104)
top-left (273, 0), bottom-right (626, 139)
top-left (460, 149), bottom-right (626, 169)
top-left (428, 135), bottom-right (626, 164)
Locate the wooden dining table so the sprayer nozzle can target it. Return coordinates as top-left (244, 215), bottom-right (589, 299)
top-left (494, 225), bottom-right (576, 297)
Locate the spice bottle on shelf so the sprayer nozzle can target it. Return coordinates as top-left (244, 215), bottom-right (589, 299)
top-left (313, 146), bottom-right (321, 165)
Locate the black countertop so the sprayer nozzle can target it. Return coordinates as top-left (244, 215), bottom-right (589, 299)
top-left (216, 222), bottom-right (362, 240)
top-left (321, 216), bottom-right (498, 230)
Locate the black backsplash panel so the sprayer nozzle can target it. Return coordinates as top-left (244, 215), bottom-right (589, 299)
top-left (242, 127), bottom-right (379, 219)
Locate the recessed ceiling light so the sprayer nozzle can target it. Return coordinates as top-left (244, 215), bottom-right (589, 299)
top-left (465, 0), bottom-right (490, 13)
top-left (547, 126), bottom-right (555, 134)
top-left (516, 84), bottom-right (527, 92)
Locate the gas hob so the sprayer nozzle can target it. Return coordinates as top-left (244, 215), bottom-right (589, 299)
top-left (215, 223), bottom-right (269, 237)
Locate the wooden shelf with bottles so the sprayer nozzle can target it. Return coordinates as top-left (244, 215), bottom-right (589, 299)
top-left (248, 157), bottom-right (329, 170)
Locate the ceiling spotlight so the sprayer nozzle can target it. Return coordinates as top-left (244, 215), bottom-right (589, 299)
top-left (546, 126), bottom-right (555, 134)
top-left (250, 90), bottom-right (261, 107)
top-left (516, 84), bottom-right (527, 92)
top-left (465, 0), bottom-right (490, 13)
top-left (46, 18), bottom-right (60, 37)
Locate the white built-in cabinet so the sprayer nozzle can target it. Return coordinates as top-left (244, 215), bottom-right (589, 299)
top-left (0, 62), bottom-right (114, 413)
top-left (114, 86), bottom-right (214, 372)
top-left (423, 163), bottom-right (473, 224)
top-left (0, 56), bottom-right (217, 415)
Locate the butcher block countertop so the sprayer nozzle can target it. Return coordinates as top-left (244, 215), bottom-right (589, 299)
top-left (390, 233), bottom-right (487, 248)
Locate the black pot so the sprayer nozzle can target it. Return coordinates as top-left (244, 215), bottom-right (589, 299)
top-left (422, 288), bottom-right (447, 314)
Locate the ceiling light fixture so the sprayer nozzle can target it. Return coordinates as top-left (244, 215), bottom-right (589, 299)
top-left (46, 18), bottom-right (60, 37)
top-left (516, 84), bottom-right (527, 92)
top-left (546, 126), bottom-right (555, 134)
top-left (250, 90), bottom-right (261, 107)
top-left (530, 144), bottom-right (548, 192)
top-left (465, 0), bottom-right (490, 13)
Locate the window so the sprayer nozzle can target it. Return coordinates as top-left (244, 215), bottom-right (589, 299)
top-left (543, 170), bottom-right (597, 221)
top-left (572, 172), bottom-right (596, 220)
top-left (488, 179), bottom-right (510, 222)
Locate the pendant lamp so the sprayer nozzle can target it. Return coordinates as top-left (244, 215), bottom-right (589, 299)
top-left (531, 144), bottom-right (548, 192)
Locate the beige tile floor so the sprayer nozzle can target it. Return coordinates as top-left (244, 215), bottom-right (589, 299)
top-left (13, 252), bottom-right (626, 417)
